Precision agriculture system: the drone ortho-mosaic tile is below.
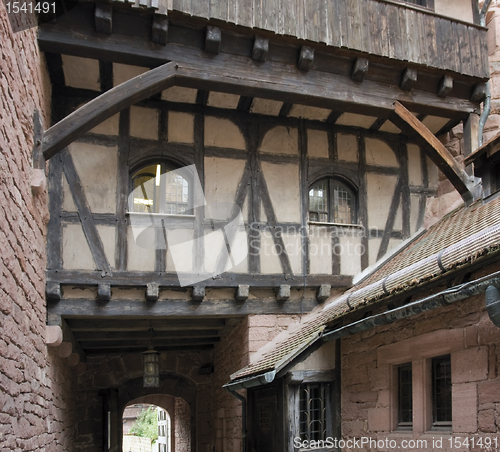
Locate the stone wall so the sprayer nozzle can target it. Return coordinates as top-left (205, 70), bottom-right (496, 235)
top-left (0, 5), bottom-right (78, 451)
top-left (175, 397), bottom-right (191, 451)
top-left (341, 263), bottom-right (500, 450)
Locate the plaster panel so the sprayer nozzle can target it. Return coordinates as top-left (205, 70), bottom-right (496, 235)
top-left (62, 224), bottom-right (95, 270)
top-left (168, 112), bottom-right (194, 144)
top-left (204, 229), bottom-right (227, 273)
top-left (166, 229), bottom-right (194, 273)
top-left (307, 129), bottom-right (329, 159)
top-left (62, 55), bottom-right (100, 91)
top-left (161, 86), bottom-right (197, 103)
top-left (260, 126), bottom-right (298, 155)
top-left (339, 235), bottom-right (362, 276)
top-left (408, 144), bottom-right (422, 186)
top-left (113, 63), bottom-right (148, 86)
top-left (388, 238), bottom-right (402, 255)
top-left (379, 120), bottom-right (401, 134)
top-left (130, 106), bottom-right (159, 140)
top-left (62, 177), bottom-right (76, 212)
top-left (250, 98), bottom-right (282, 116)
top-left (435, 0), bottom-right (473, 23)
top-left (68, 143), bottom-right (118, 214)
top-left (410, 194), bottom-right (420, 235)
top-left (422, 115), bottom-right (450, 134)
top-left (368, 238), bottom-right (382, 266)
top-left (207, 92), bottom-right (240, 109)
top-left (229, 230), bottom-right (249, 274)
top-left (308, 227), bottom-right (332, 274)
top-left (260, 229), bottom-right (283, 274)
top-left (261, 162), bottom-right (301, 223)
top-left (204, 157), bottom-right (245, 206)
top-left (336, 113), bottom-right (377, 129)
top-left (90, 114), bottom-right (119, 136)
top-left (293, 340), bottom-right (336, 370)
top-left (337, 133), bottom-right (358, 162)
top-left (282, 232), bottom-right (302, 276)
top-left (365, 138), bottom-right (398, 167)
top-left (127, 226), bottom-right (155, 271)
top-left (427, 157), bottom-right (439, 188)
top-left (288, 104), bottom-right (331, 121)
top-left (205, 117), bottom-right (246, 150)
top-left (96, 225), bottom-right (116, 269)
top-left (366, 173), bottom-right (398, 229)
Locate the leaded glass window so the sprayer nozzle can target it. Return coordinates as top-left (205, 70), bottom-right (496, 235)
top-left (309, 179), bottom-right (356, 224)
top-left (432, 355), bottom-right (452, 427)
top-left (398, 363), bottom-right (413, 429)
top-left (131, 162), bottom-right (190, 214)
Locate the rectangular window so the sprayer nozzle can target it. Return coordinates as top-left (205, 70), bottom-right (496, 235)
top-left (398, 363), bottom-right (413, 429)
top-left (299, 383), bottom-right (330, 442)
top-left (402, 0), bottom-right (434, 9)
top-left (432, 355), bottom-right (452, 428)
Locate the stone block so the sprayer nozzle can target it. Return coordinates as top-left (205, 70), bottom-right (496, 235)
top-left (452, 382), bottom-right (478, 433)
top-left (368, 408), bottom-right (390, 432)
top-left (452, 347), bottom-right (488, 384)
top-left (478, 409), bottom-right (497, 433)
top-left (478, 379), bottom-right (500, 404)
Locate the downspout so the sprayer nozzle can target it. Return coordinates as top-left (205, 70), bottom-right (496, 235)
top-left (478, 0), bottom-right (493, 146)
top-left (225, 387), bottom-right (247, 452)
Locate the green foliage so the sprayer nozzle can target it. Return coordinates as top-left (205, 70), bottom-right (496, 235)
top-left (129, 406), bottom-right (158, 441)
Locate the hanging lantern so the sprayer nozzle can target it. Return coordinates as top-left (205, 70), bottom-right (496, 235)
top-left (143, 347), bottom-right (160, 388)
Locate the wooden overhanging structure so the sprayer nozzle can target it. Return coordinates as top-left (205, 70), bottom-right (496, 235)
top-left (40, 59), bottom-right (475, 201)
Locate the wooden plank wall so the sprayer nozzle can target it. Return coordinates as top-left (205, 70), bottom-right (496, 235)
top-left (122, 0), bottom-right (487, 79)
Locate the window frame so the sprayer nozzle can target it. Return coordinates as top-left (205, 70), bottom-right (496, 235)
top-left (397, 362), bottom-right (413, 430)
top-left (308, 177), bottom-right (358, 225)
top-left (431, 355), bottom-right (452, 430)
top-left (129, 160), bottom-right (193, 216)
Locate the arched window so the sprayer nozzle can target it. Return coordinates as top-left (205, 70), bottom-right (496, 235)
top-left (130, 162), bottom-right (190, 214)
top-left (309, 178), bottom-right (356, 224)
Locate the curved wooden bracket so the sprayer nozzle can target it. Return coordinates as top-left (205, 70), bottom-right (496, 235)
top-left (390, 101), bottom-right (474, 203)
top-left (42, 61), bottom-right (178, 160)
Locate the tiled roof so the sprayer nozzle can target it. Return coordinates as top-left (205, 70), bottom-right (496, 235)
top-left (229, 196), bottom-right (500, 383)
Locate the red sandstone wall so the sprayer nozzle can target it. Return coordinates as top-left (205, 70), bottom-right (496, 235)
top-left (0, 5), bottom-right (77, 451)
top-left (341, 264), bottom-right (500, 450)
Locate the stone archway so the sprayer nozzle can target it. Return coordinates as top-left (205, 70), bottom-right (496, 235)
top-left (117, 373), bottom-right (197, 452)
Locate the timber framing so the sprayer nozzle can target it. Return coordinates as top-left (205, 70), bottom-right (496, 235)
top-left (390, 101), bottom-right (474, 201)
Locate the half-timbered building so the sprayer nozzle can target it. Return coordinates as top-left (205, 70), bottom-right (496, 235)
top-left (1, 0), bottom-right (499, 450)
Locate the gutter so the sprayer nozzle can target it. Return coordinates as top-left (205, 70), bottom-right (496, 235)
top-left (323, 269), bottom-right (500, 342)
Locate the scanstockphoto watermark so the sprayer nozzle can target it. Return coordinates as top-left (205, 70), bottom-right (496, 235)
top-left (129, 164), bottom-right (374, 286)
top-left (294, 436), bottom-right (500, 450)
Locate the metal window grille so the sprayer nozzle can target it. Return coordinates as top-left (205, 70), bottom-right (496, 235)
top-left (299, 383), bottom-right (329, 442)
top-left (432, 355), bottom-right (452, 427)
top-left (398, 363), bottom-right (413, 429)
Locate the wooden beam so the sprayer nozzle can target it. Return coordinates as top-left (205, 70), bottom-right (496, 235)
top-left (351, 57), bottom-right (369, 82)
top-left (73, 330), bottom-right (223, 341)
top-left (60, 149), bottom-right (112, 275)
top-left (47, 270), bottom-right (353, 288)
top-left (46, 281), bottom-right (61, 302)
top-left (65, 318), bottom-right (226, 331)
top-left (146, 283), bottom-right (160, 302)
top-left (317, 285), bottom-right (331, 302)
top-left (205, 25), bottom-right (221, 54)
top-left (37, 29), bottom-right (479, 156)
top-left (95, 3), bottom-right (113, 35)
top-left (252, 36), bottom-right (269, 62)
top-left (470, 82), bottom-right (487, 103)
top-left (437, 75), bottom-right (453, 98)
top-left (47, 297), bottom-right (325, 317)
top-left (236, 285), bottom-right (250, 302)
top-left (298, 46), bottom-right (314, 72)
top-left (152, 14), bottom-right (168, 45)
top-left (276, 285), bottom-right (291, 302)
top-left (97, 283), bottom-right (112, 302)
top-left (400, 68), bottom-right (418, 91)
top-left (390, 101), bottom-right (473, 201)
top-left (192, 286), bottom-right (205, 301)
